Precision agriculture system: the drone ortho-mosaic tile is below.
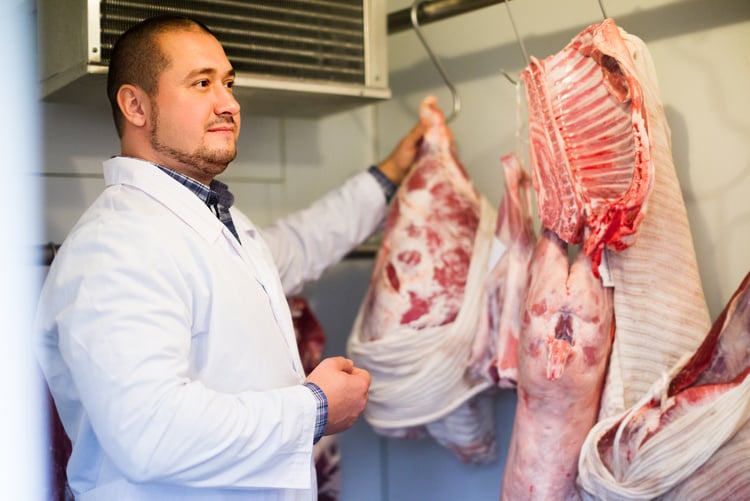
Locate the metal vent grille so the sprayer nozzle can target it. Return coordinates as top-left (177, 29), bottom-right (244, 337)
top-left (98, 0), bottom-right (366, 85)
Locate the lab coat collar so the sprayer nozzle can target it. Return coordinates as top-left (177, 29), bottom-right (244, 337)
top-left (103, 156), bottom-right (227, 245)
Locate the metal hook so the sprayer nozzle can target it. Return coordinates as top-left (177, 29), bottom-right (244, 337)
top-left (504, 0), bottom-right (530, 64)
top-left (500, 68), bottom-right (517, 86)
top-left (598, 0), bottom-right (608, 20)
top-left (410, 0), bottom-right (461, 123)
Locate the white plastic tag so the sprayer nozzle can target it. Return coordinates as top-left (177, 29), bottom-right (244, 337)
top-left (598, 248), bottom-right (615, 287)
top-left (487, 236), bottom-right (508, 271)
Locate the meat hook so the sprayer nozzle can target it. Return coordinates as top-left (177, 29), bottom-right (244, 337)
top-left (504, 0), bottom-right (530, 65)
top-left (597, 0), bottom-right (608, 20)
top-left (410, 0), bottom-right (461, 123)
top-left (500, 68), bottom-right (517, 85)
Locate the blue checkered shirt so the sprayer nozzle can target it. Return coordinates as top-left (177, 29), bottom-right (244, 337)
top-left (368, 165), bottom-right (397, 203)
top-left (154, 164), bottom-right (241, 244)
top-left (303, 382), bottom-right (328, 444)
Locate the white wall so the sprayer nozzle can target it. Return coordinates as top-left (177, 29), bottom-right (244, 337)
top-left (38, 0), bottom-right (750, 499)
top-left (40, 104), bottom-right (379, 242)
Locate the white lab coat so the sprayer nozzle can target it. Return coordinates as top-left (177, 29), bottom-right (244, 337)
top-left (34, 156), bottom-right (387, 500)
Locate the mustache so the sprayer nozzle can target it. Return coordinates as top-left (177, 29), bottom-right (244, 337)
top-left (207, 117), bottom-right (236, 128)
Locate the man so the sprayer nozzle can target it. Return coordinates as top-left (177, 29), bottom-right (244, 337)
top-left (34, 15), bottom-right (424, 499)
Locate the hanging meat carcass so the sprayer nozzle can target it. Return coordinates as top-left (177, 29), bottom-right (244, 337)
top-left (600, 21), bottom-right (711, 418)
top-left (469, 152), bottom-right (536, 388)
top-left (501, 229), bottom-right (614, 500)
top-left (357, 96), bottom-right (485, 337)
top-left (578, 271), bottom-right (750, 500)
top-left (521, 18), bottom-right (710, 419)
top-left (348, 96), bottom-right (498, 464)
top-left (289, 297), bottom-right (341, 500)
top-left (289, 297), bottom-right (326, 375)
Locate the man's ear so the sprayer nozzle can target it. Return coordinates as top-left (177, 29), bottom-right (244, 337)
top-left (117, 84), bottom-right (149, 128)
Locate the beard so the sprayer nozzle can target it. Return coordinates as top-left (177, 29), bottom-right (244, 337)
top-left (149, 106), bottom-right (237, 180)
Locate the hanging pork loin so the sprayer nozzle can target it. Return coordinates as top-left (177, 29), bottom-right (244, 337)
top-left (520, 18), bottom-right (710, 419)
top-left (498, 17), bottom-right (715, 498)
top-left (578, 271), bottom-right (750, 500)
top-left (348, 96), bottom-right (498, 464)
top-left (469, 152), bottom-right (536, 388)
top-left (501, 229), bottom-right (615, 500)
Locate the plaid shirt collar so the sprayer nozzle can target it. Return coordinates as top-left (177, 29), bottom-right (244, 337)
top-left (152, 163), bottom-right (234, 209)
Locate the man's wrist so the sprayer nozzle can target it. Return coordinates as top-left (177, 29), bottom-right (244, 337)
top-left (303, 382), bottom-right (328, 444)
top-left (367, 165), bottom-right (397, 203)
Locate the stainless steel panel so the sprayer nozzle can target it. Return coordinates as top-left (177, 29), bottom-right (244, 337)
top-left (38, 0), bottom-right (390, 117)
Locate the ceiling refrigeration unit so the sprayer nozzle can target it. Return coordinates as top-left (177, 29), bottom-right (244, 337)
top-left (38, 0), bottom-right (390, 117)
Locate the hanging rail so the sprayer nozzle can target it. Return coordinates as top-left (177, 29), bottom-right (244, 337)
top-left (388, 0), bottom-right (506, 35)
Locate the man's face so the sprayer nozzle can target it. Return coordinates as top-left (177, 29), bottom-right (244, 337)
top-left (148, 29), bottom-right (241, 184)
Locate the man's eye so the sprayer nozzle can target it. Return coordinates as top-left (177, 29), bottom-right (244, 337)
top-left (226, 80), bottom-right (235, 89)
top-left (196, 80), bottom-right (209, 88)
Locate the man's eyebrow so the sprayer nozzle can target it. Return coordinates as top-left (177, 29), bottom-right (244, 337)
top-left (185, 67), bottom-right (236, 79)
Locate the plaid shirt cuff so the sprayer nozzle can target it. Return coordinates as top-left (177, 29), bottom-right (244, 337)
top-left (303, 382), bottom-right (328, 444)
top-left (367, 165), bottom-right (397, 204)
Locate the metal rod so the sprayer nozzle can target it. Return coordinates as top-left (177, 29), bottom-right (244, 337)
top-left (410, 0), bottom-right (461, 123)
top-left (504, 0), bottom-right (529, 63)
top-left (598, 0), bottom-right (608, 20)
top-left (388, 0), bottom-right (506, 35)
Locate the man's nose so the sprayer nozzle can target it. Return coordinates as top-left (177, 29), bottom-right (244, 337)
top-left (216, 86), bottom-right (240, 116)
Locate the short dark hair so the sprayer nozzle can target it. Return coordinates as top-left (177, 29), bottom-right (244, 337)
top-left (106, 15), bottom-right (215, 137)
